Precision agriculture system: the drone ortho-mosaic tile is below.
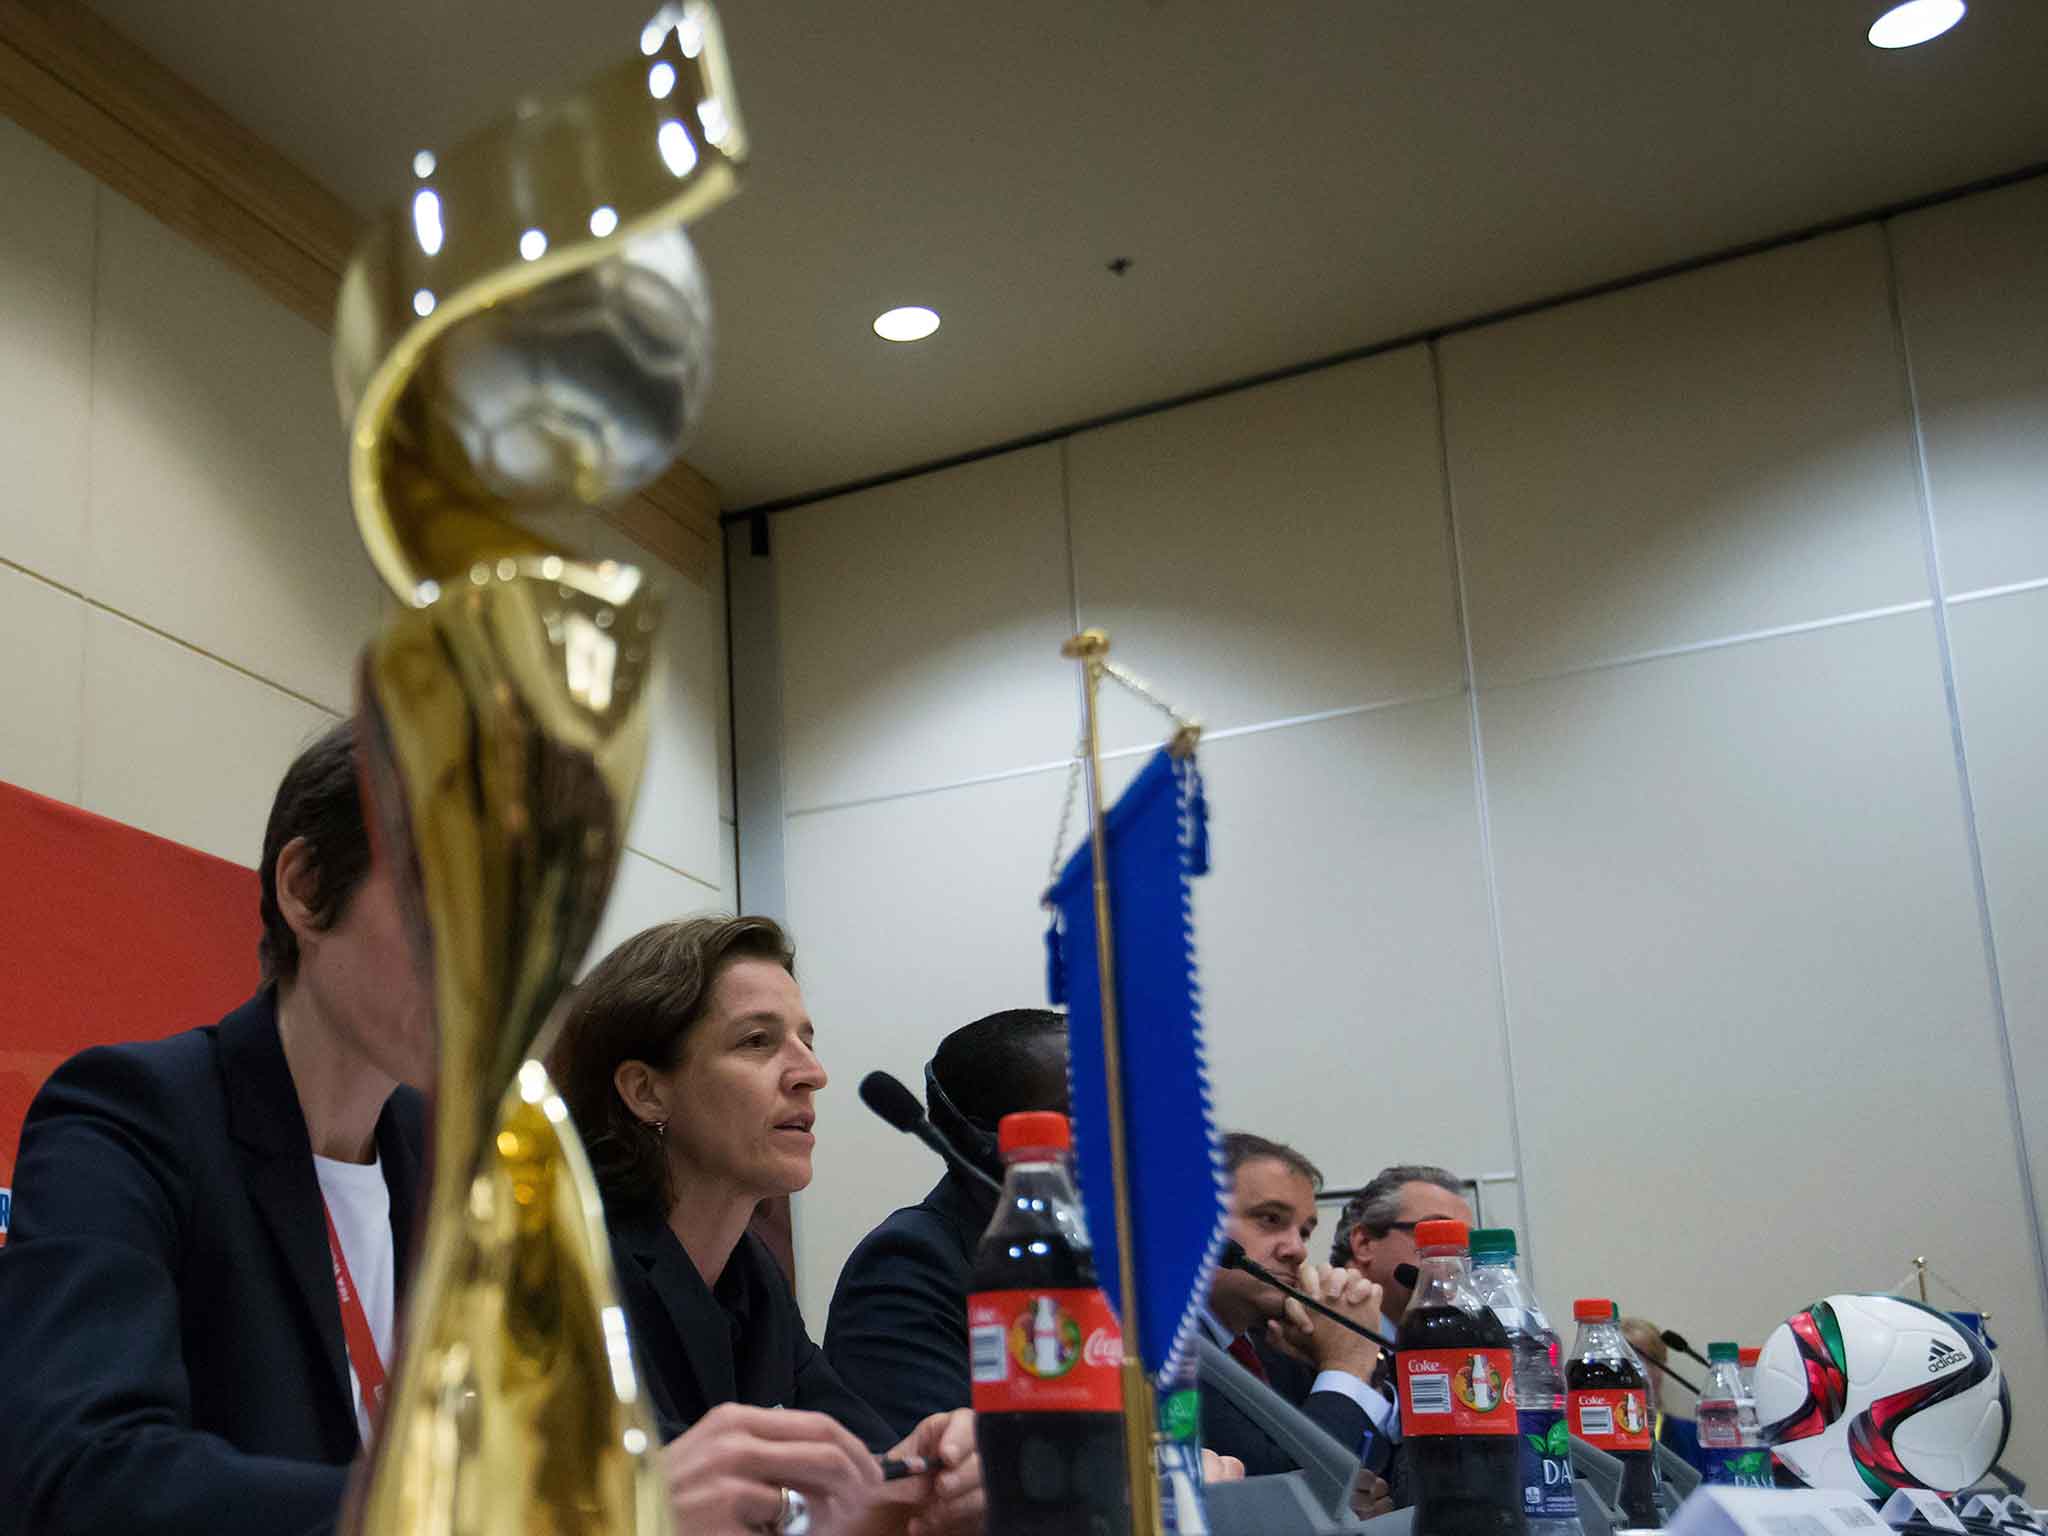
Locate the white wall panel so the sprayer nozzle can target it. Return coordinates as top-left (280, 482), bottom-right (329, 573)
top-left (0, 122), bottom-right (95, 592)
top-left (1947, 587), bottom-right (2048, 1260)
top-left (1068, 347), bottom-right (1463, 755)
top-left (783, 768), bottom-right (1068, 1321)
top-left (1444, 227), bottom-right (1927, 687)
top-left (86, 193), bottom-right (377, 714)
top-left (584, 848), bottom-right (727, 980)
top-left (777, 446), bottom-right (1074, 812)
top-left (1893, 178), bottom-right (2048, 595)
top-left (1187, 700), bottom-right (1510, 1195)
top-left (590, 521), bottom-right (727, 888)
top-left (0, 565), bottom-right (87, 803)
top-left (80, 609), bottom-right (335, 867)
top-left (1481, 609), bottom-right (2046, 1472)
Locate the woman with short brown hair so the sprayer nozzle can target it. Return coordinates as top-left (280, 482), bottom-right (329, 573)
top-left (551, 916), bottom-right (983, 1536)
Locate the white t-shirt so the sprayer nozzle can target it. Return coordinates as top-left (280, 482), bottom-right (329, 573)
top-left (314, 1153), bottom-right (395, 1445)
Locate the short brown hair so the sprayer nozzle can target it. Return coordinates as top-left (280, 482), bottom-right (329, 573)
top-left (1222, 1131), bottom-right (1324, 1191)
top-left (548, 915), bottom-right (796, 1222)
top-left (257, 719), bottom-right (373, 985)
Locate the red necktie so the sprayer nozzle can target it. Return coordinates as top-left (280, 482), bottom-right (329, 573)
top-left (1227, 1334), bottom-right (1270, 1384)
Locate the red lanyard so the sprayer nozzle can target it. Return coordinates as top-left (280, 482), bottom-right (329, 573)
top-left (320, 1199), bottom-right (387, 1434)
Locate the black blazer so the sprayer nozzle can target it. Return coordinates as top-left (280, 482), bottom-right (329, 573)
top-left (1199, 1335), bottom-right (1372, 1481)
top-left (0, 991), bottom-right (425, 1536)
top-left (822, 1173), bottom-right (995, 1441)
top-left (610, 1216), bottom-right (897, 1452)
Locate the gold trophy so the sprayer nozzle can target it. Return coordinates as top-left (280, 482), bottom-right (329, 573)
top-left (330, 6), bottom-right (744, 1530)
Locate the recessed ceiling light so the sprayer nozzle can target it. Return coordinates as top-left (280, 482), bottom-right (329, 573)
top-left (1868, 0), bottom-right (1965, 48)
top-left (519, 228), bottom-right (548, 262)
top-left (873, 305), bottom-right (941, 343)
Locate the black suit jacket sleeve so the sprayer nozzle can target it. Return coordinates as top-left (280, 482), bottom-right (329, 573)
top-left (0, 1045), bottom-right (348, 1536)
top-left (1298, 1388), bottom-right (1372, 1466)
top-left (791, 1320), bottom-right (899, 1451)
top-left (613, 1224), bottom-right (897, 1454)
top-left (822, 1205), bottom-right (974, 1441)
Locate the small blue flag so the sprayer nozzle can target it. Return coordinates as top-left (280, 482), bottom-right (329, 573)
top-left (1045, 747), bottom-right (1225, 1387)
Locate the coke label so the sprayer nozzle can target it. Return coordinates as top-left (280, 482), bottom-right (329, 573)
top-left (968, 1287), bottom-right (1123, 1414)
top-left (1569, 1387), bottom-right (1653, 1451)
top-left (1398, 1347), bottom-right (1519, 1436)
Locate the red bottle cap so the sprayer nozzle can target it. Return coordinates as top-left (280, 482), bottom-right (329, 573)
top-left (1573, 1298), bottom-right (1614, 1322)
top-left (1413, 1218), bottom-right (1469, 1249)
top-left (998, 1111), bottom-right (1071, 1159)
top-left (1738, 1346), bottom-right (1761, 1367)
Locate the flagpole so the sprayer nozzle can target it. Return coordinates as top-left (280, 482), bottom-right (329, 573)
top-left (1062, 627), bottom-right (1163, 1536)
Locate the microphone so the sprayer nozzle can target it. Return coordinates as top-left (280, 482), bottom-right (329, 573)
top-left (858, 1071), bottom-right (1003, 1196)
top-left (1394, 1263), bottom-right (1419, 1290)
top-left (1660, 1329), bottom-right (1712, 1370)
top-left (1641, 1352), bottom-right (1701, 1398)
top-left (1219, 1240), bottom-right (1386, 1345)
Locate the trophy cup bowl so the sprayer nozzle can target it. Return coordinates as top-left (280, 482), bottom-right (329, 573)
top-left (331, 7), bottom-right (745, 1532)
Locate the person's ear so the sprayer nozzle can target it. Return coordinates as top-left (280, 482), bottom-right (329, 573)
top-left (274, 837), bottom-right (325, 945)
top-left (1348, 1224), bottom-right (1372, 1267)
top-left (612, 1060), bottom-right (669, 1128)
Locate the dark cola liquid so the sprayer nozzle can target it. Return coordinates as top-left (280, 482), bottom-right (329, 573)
top-left (1566, 1357), bottom-right (1661, 1527)
top-left (1399, 1303), bottom-right (1529, 1536)
top-left (971, 1197), bottom-right (1129, 1536)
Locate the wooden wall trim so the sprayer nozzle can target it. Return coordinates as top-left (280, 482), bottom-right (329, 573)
top-left (0, 0), bottom-right (720, 585)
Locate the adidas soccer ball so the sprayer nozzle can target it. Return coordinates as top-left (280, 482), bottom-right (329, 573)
top-left (1755, 1293), bottom-right (2009, 1497)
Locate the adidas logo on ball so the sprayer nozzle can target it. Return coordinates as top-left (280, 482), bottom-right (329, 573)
top-left (1927, 1339), bottom-right (1966, 1373)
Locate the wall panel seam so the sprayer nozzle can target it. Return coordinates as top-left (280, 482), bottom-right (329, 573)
top-left (620, 845), bottom-right (723, 896)
top-left (1, 553), bottom-right (343, 718)
top-left (1880, 217), bottom-right (2048, 1338)
top-left (1948, 576), bottom-right (2048, 607)
top-left (74, 180), bottom-right (103, 805)
top-left (1430, 337), bottom-right (1537, 1284)
top-left (782, 688), bottom-right (1470, 820)
top-left (1485, 598), bottom-right (1939, 691)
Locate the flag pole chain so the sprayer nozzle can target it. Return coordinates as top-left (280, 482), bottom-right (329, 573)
top-left (1047, 664), bottom-right (1202, 886)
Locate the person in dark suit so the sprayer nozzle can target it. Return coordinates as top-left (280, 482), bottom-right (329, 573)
top-left (549, 916), bottom-right (986, 1536)
top-left (0, 719), bottom-right (433, 1536)
top-left (1202, 1133), bottom-right (1394, 1514)
top-left (822, 1008), bottom-right (1069, 1439)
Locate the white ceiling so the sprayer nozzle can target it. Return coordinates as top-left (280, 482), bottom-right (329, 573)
top-left (85, 0), bottom-right (2048, 511)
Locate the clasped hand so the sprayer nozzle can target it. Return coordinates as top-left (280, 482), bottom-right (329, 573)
top-left (1265, 1261), bottom-right (1385, 1379)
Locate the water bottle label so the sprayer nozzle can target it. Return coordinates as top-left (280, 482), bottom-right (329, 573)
top-left (1517, 1409), bottom-right (1581, 1520)
top-left (1568, 1387), bottom-right (1652, 1451)
top-left (1700, 1445), bottom-right (1773, 1488)
top-left (1398, 1348), bottom-right (1518, 1435)
top-left (967, 1287), bottom-right (1123, 1413)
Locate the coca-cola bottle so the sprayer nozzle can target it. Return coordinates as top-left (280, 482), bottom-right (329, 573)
top-left (969, 1112), bottom-right (1130, 1536)
top-left (1565, 1299), bottom-right (1663, 1527)
top-left (1396, 1219), bottom-right (1529, 1536)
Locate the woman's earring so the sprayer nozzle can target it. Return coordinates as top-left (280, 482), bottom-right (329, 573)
top-left (651, 1118), bottom-right (668, 1139)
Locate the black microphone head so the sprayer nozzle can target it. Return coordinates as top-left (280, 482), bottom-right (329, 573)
top-left (1394, 1263), bottom-right (1420, 1289)
top-left (1660, 1328), bottom-right (1693, 1353)
top-left (858, 1070), bottom-right (927, 1134)
top-left (1219, 1238), bottom-right (1249, 1270)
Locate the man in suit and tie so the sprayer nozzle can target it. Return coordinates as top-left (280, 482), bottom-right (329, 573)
top-left (1200, 1132), bottom-right (1392, 1512)
top-left (0, 720), bottom-right (434, 1536)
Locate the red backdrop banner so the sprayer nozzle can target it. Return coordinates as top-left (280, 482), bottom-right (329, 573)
top-left (0, 780), bottom-right (259, 1239)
